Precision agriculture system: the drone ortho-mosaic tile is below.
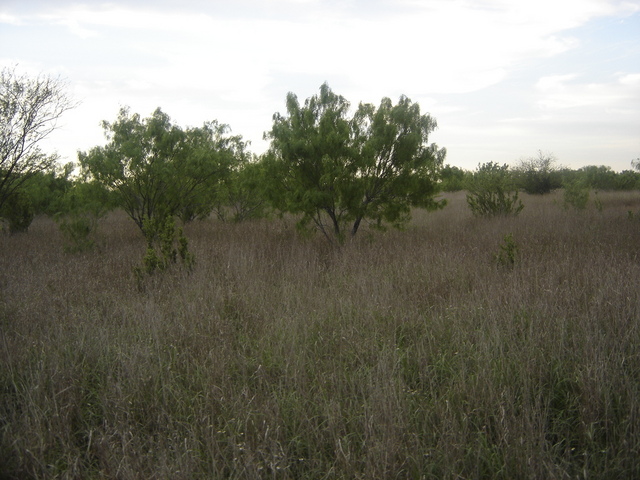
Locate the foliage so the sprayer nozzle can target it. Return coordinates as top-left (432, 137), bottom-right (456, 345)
top-left (563, 181), bottom-right (590, 210)
top-left (578, 165), bottom-right (619, 191)
top-left (54, 180), bottom-right (114, 252)
top-left (495, 233), bottom-right (518, 268)
top-left (514, 150), bottom-right (562, 194)
top-left (265, 83), bottom-right (446, 243)
top-left (0, 190), bottom-right (34, 234)
top-left (133, 215), bottom-right (195, 288)
top-left (175, 123), bottom-right (249, 224)
top-left (214, 157), bottom-right (270, 222)
top-left (19, 161), bottom-right (75, 216)
top-left (558, 166), bottom-right (640, 191)
top-left (79, 107), bottom-right (239, 231)
top-left (440, 164), bottom-right (467, 192)
top-left (0, 66), bottom-right (75, 212)
top-left (466, 162), bottom-right (524, 217)
top-left (57, 213), bottom-right (100, 253)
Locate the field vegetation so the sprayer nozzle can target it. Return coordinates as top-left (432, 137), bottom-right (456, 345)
top-left (2, 190), bottom-right (639, 479)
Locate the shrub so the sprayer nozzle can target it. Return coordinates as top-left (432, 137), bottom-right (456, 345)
top-left (56, 212), bottom-right (100, 253)
top-left (495, 233), bottom-right (518, 268)
top-left (563, 181), bottom-right (589, 210)
top-left (514, 151), bottom-right (561, 195)
top-left (0, 192), bottom-right (35, 234)
top-left (466, 162), bottom-right (524, 217)
top-left (440, 164), bottom-right (467, 192)
top-left (133, 215), bottom-right (195, 287)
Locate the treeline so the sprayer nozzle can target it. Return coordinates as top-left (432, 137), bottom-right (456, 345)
top-left (441, 154), bottom-right (640, 194)
top-left (2, 82), bottom-right (449, 253)
top-left (2, 67), bottom-right (639, 250)
top-left (4, 148), bottom-right (638, 236)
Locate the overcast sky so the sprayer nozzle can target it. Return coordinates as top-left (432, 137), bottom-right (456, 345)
top-left (2, 0), bottom-right (639, 171)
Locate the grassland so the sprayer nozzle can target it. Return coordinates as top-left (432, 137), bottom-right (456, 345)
top-left (1, 190), bottom-right (639, 479)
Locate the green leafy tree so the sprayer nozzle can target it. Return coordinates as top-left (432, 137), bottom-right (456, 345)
top-left (265, 83), bottom-right (446, 243)
top-left (514, 150), bottom-right (561, 194)
top-left (1, 67), bottom-right (75, 227)
top-left (214, 156), bottom-right (269, 222)
top-left (20, 162), bottom-right (74, 215)
top-left (440, 164), bottom-right (467, 192)
top-left (54, 178), bottom-right (116, 253)
top-left (79, 107), bottom-right (236, 231)
top-left (466, 162), bottom-right (524, 217)
top-left (175, 121), bottom-right (246, 223)
top-left (0, 190), bottom-right (33, 234)
top-left (614, 170), bottom-right (640, 190)
top-left (577, 165), bottom-right (618, 191)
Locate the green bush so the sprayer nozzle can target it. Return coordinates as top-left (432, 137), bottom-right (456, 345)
top-left (514, 151), bottom-right (562, 195)
top-left (495, 233), bottom-right (518, 268)
top-left (134, 215), bottom-right (195, 288)
top-left (0, 192), bottom-right (35, 234)
top-left (56, 212), bottom-right (100, 253)
top-left (466, 162), bottom-right (524, 217)
top-left (563, 181), bottom-right (589, 210)
top-left (440, 164), bottom-right (467, 192)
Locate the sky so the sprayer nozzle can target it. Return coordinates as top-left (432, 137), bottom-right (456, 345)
top-left (1, 0), bottom-right (639, 172)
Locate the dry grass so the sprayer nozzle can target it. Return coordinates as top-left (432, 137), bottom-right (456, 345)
top-left (1, 190), bottom-right (639, 479)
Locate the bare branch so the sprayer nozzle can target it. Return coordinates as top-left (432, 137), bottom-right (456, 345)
top-left (0, 66), bottom-right (76, 209)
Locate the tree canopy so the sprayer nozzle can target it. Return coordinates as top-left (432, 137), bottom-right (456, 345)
top-left (79, 107), bottom-right (243, 231)
top-left (0, 67), bottom-right (75, 219)
top-left (265, 83), bottom-right (446, 242)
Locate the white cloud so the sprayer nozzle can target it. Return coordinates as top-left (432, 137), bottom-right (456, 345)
top-left (535, 72), bottom-right (640, 110)
top-left (2, 0), bottom-right (639, 170)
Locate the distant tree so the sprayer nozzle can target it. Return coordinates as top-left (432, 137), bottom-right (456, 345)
top-left (577, 165), bottom-right (618, 191)
top-left (0, 66), bottom-right (75, 227)
top-left (613, 170), bottom-right (640, 191)
top-left (175, 121), bottom-right (248, 223)
top-left (466, 162), bottom-right (523, 217)
top-left (514, 150), bottom-right (561, 194)
top-left (21, 162), bottom-right (74, 215)
top-left (265, 83), bottom-right (446, 243)
top-left (632, 158), bottom-right (640, 172)
top-left (440, 164), bottom-right (467, 192)
top-left (79, 107), bottom-right (237, 232)
top-left (214, 156), bottom-right (270, 222)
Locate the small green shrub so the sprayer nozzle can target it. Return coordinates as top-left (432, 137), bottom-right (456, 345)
top-left (593, 192), bottom-right (603, 212)
top-left (134, 215), bottom-right (195, 287)
top-left (466, 162), bottom-right (524, 217)
top-left (563, 182), bottom-right (589, 210)
top-left (56, 213), bottom-right (100, 253)
top-left (495, 233), bottom-right (518, 268)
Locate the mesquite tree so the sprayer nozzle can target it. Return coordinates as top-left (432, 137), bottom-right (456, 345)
top-left (79, 107), bottom-right (239, 231)
top-left (1, 67), bottom-right (75, 224)
top-left (265, 83), bottom-right (446, 243)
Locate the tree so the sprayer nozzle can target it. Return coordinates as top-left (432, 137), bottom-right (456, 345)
top-left (1, 67), bottom-right (75, 213)
top-left (440, 164), bottom-right (467, 192)
top-left (265, 83), bottom-right (446, 243)
top-left (577, 165), bottom-right (618, 191)
top-left (214, 156), bottom-right (270, 222)
top-left (466, 162), bottom-right (524, 217)
top-left (79, 107), bottom-right (237, 232)
top-left (514, 150), bottom-right (561, 195)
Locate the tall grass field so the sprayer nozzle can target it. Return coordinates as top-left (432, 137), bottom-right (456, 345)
top-left (1, 191), bottom-right (639, 479)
